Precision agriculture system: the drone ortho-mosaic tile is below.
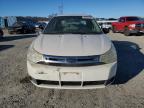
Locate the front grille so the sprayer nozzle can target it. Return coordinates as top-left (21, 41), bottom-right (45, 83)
top-left (30, 76), bottom-right (115, 87)
top-left (34, 80), bottom-right (106, 86)
top-left (30, 77), bottom-right (107, 86)
top-left (61, 81), bottom-right (81, 86)
top-left (136, 23), bottom-right (144, 28)
top-left (38, 61), bottom-right (104, 67)
top-left (38, 55), bottom-right (104, 66)
top-left (36, 80), bottom-right (59, 85)
top-left (83, 80), bottom-right (105, 86)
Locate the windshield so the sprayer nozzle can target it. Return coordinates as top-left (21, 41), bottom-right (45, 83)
top-left (140, 18), bottom-right (144, 21)
top-left (43, 16), bottom-right (102, 34)
top-left (126, 17), bottom-right (142, 21)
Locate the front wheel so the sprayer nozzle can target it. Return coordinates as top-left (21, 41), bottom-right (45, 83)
top-left (0, 31), bottom-right (4, 39)
top-left (112, 26), bottom-right (116, 33)
top-left (124, 27), bottom-right (131, 36)
top-left (0, 33), bottom-right (3, 39)
top-left (22, 29), bottom-right (27, 34)
top-left (0, 30), bottom-right (4, 36)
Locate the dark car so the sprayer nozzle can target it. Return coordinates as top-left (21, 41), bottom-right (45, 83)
top-left (0, 28), bottom-right (4, 38)
top-left (8, 21), bottom-right (36, 34)
top-left (39, 22), bottom-right (47, 30)
top-left (34, 22), bottom-right (47, 30)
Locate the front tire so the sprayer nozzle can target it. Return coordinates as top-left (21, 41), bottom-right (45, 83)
top-left (22, 29), bottom-right (27, 34)
top-left (112, 26), bottom-right (116, 33)
top-left (124, 27), bottom-right (131, 36)
top-left (0, 30), bottom-right (4, 38)
top-left (0, 30), bottom-right (4, 36)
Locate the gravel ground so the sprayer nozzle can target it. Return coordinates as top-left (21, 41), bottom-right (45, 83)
top-left (0, 32), bottom-right (144, 108)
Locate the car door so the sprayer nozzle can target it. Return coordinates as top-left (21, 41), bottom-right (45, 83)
top-left (115, 17), bottom-right (126, 31)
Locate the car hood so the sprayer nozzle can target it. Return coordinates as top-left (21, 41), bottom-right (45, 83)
top-left (33, 34), bottom-right (112, 56)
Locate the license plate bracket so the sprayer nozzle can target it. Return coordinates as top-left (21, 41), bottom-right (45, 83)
top-left (60, 72), bottom-right (82, 81)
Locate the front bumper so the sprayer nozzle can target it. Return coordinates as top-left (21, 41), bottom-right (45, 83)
top-left (129, 24), bottom-right (144, 34)
top-left (27, 61), bottom-right (117, 89)
top-left (129, 29), bottom-right (144, 34)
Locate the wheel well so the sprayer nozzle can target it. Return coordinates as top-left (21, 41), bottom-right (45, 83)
top-left (124, 26), bottom-right (128, 29)
top-left (123, 26), bottom-right (128, 32)
top-left (112, 26), bottom-right (116, 29)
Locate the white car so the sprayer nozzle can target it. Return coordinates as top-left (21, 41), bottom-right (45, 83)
top-left (27, 15), bottom-right (117, 89)
top-left (97, 20), bottom-right (118, 30)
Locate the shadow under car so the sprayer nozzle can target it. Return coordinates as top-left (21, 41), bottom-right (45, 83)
top-left (0, 34), bottom-right (37, 42)
top-left (0, 45), bottom-right (14, 51)
top-left (112, 41), bottom-right (144, 85)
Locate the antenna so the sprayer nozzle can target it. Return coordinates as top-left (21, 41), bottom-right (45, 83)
top-left (58, 0), bottom-right (63, 14)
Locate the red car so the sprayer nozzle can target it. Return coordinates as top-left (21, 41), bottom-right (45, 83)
top-left (112, 16), bottom-right (144, 36)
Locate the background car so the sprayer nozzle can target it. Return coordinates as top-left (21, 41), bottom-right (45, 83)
top-left (34, 22), bottom-right (47, 30)
top-left (97, 20), bottom-right (118, 31)
top-left (112, 16), bottom-right (144, 36)
top-left (8, 21), bottom-right (36, 34)
top-left (39, 22), bottom-right (47, 30)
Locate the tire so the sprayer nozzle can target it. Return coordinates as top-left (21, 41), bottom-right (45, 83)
top-left (23, 29), bottom-right (27, 34)
top-left (136, 32), bottom-right (142, 36)
top-left (112, 26), bottom-right (116, 33)
top-left (0, 32), bottom-right (4, 39)
top-left (0, 35), bottom-right (4, 38)
top-left (0, 31), bottom-right (4, 36)
top-left (16, 30), bottom-right (21, 34)
top-left (124, 27), bottom-right (131, 36)
top-left (9, 31), bottom-right (13, 34)
top-left (32, 29), bottom-right (36, 33)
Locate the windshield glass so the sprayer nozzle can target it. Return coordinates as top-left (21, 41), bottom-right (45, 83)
top-left (127, 17), bottom-right (141, 21)
top-left (140, 18), bottom-right (144, 21)
top-left (43, 16), bottom-right (102, 34)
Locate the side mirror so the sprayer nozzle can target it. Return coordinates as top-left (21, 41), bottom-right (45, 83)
top-left (103, 28), bottom-right (109, 34)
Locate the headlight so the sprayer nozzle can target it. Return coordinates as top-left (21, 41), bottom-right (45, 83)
top-left (100, 44), bottom-right (117, 64)
top-left (27, 44), bottom-right (43, 63)
top-left (129, 24), bottom-right (135, 28)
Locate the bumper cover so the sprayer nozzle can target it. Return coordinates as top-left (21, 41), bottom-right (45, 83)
top-left (130, 24), bottom-right (144, 34)
top-left (27, 61), bottom-right (117, 89)
top-left (29, 76), bottom-right (115, 89)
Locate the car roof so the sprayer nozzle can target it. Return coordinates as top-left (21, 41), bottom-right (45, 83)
top-left (120, 16), bottom-right (140, 18)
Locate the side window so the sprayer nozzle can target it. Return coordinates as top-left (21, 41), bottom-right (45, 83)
top-left (119, 18), bottom-right (125, 22)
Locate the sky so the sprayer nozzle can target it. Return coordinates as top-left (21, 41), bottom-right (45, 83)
top-left (0, 0), bottom-right (144, 18)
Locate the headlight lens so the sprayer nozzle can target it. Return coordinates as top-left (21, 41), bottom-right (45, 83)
top-left (100, 44), bottom-right (117, 64)
top-left (27, 44), bottom-right (43, 63)
top-left (129, 24), bottom-right (135, 28)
